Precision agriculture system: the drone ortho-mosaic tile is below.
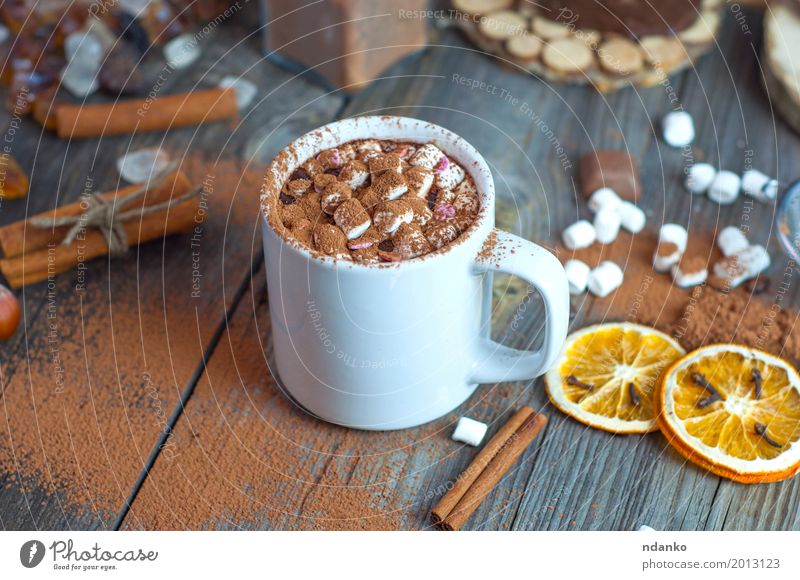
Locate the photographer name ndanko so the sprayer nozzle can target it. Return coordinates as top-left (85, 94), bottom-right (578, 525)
top-left (48, 539), bottom-right (158, 566)
top-left (643, 541), bottom-right (688, 552)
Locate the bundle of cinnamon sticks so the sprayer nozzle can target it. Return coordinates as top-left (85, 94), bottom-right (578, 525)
top-left (0, 170), bottom-right (200, 288)
top-left (432, 406), bottom-right (547, 531)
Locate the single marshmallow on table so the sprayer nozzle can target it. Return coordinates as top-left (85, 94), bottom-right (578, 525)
top-left (707, 170), bottom-right (741, 205)
top-left (594, 208), bottom-right (622, 244)
top-left (452, 417), bottom-right (488, 447)
top-left (618, 201), bottom-right (646, 233)
top-left (653, 223), bottom-right (687, 272)
top-left (662, 111), bottom-right (695, 148)
top-left (685, 163), bottom-right (717, 194)
top-left (671, 256), bottom-right (708, 288)
top-left (588, 261), bottom-right (623, 297)
top-left (742, 169), bottom-right (779, 203)
top-left (588, 187), bottom-right (622, 213)
top-left (716, 225), bottom-right (749, 257)
top-left (638, 525), bottom-right (656, 532)
top-left (562, 220), bottom-right (596, 250)
top-left (564, 259), bottom-right (591, 295)
top-left (713, 245), bottom-right (770, 288)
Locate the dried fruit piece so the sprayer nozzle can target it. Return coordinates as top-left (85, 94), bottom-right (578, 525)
top-left (0, 155), bottom-right (30, 199)
top-left (99, 43), bottom-right (145, 96)
top-left (0, 284), bottom-right (21, 341)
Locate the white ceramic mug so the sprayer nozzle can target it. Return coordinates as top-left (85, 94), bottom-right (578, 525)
top-left (261, 116), bottom-right (569, 430)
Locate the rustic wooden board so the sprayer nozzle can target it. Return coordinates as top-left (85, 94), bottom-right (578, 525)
top-left (0, 15), bottom-right (343, 530)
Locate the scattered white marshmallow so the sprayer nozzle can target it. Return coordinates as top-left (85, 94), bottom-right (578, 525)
top-left (685, 163), bottom-right (717, 194)
top-left (164, 34), bottom-right (201, 69)
top-left (564, 259), bottom-right (591, 295)
top-left (219, 76), bottom-right (258, 109)
top-left (659, 223), bottom-right (688, 252)
top-left (707, 170), bottom-right (741, 205)
top-left (588, 187), bottom-right (621, 213)
top-left (116, 148), bottom-right (172, 183)
top-left (588, 261), bottom-right (623, 297)
top-left (638, 525), bottom-right (656, 532)
top-left (618, 202), bottom-right (646, 233)
top-left (562, 220), bottom-right (596, 250)
top-left (594, 208), bottom-right (622, 244)
top-left (742, 169), bottom-right (779, 203)
top-left (671, 260), bottom-right (708, 288)
top-left (713, 245), bottom-right (770, 288)
top-left (716, 226), bottom-right (749, 257)
top-left (0, 24), bottom-right (9, 46)
top-left (452, 417), bottom-right (488, 447)
top-left (662, 111), bottom-right (695, 148)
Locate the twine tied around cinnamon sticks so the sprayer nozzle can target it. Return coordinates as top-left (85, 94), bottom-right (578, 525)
top-left (30, 162), bottom-right (200, 257)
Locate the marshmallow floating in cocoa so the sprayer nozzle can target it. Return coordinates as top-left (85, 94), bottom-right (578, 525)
top-left (410, 143), bottom-right (444, 170)
top-left (333, 198), bottom-right (371, 240)
top-left (564, 259), bottom-right (590, 294)
top-left (716, 226), bottom-right (749, 257)
top-left (338, 160), bottom-right (369, 189)
top-left (434, 157), bottom-right (466, 190)
top-left (707, 170), bottom-right (741, 205)
top-left (588, 261), bottom-right (623, 297)
top-left (451, 416), bottom-right (488, 447)
top-left (405, 166), bottom-right (434, 198)
top-left (426, 222), bottom-right (460, 250)
top-left (373, 199), bottom-right (413, 234)
top-left (562, 220), bottom-right (597, 250)
top-left (372, 170), bottom-right (409, 201)
top-left (368, 153), bottom-right (402, 176)
top-left (393, 223), bottom-right (432, 260)
top-left (321, 181), bottom-right (353, 215)
top-left (742, 169), bottom-right (779, 202)
top-left (313, 223), bottom-right (348, 257)
top-left (685, 163), bottom-right (717, 194)
top-left (662, 111), bottom-right (695, 148)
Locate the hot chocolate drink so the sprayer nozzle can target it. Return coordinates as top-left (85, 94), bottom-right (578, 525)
top-left (273, 139), bottom-right (481, 263)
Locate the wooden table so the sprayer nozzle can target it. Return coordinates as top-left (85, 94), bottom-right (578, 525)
top-left (2, 5), bottom-right (800, 531)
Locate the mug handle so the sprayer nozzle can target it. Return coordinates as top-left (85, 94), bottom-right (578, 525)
top-left (470, 229), bottom-right (569, 383)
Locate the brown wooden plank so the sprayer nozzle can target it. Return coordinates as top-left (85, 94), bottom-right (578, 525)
top-left (0, 12), bottom-right (343, 529)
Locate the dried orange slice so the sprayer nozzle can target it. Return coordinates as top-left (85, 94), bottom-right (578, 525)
top-left (545, 323), bottom-right (685, 434)
top-left (657, 344), bottom-right (800, 483)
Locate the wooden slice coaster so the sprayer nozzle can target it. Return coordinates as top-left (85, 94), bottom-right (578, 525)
top-left (597, 37), bottom-right (644, 76)
top-left (542, 37), bottom-right (594, 74)
top-left (639, 36), bottom-right (685, 70)
top-left (453, 0), bottom-right (514, 15)
top-left (478, 10), bottom-right (527, 40)
top-left (531, 16), bottom-right (571, 39)
top-left (506, 33), bottom-right (543, 61)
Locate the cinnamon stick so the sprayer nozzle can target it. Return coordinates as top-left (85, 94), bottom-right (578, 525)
top-left (431, 406), bottom-right (534, 525)
top-left (435, 409), bottom-right (548, 531)
top-left (0, 175), bottom-right (199, 289)
top-left (0, 171), bottom-right (191, 259)
top-left (56, 88), bottom-right (238, 138)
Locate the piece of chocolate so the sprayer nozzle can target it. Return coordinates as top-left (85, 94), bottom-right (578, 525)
top-left (579, 150), bottom-right (641, 203)
top-left (538, 0), bottom-right (702, 37)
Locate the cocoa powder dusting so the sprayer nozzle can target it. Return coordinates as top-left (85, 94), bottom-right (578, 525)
top-left (0, 154), bottom-right (267, 523)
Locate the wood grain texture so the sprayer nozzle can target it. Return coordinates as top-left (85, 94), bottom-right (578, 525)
top-left (6, 7), bottom-right (800, 531)
top-left (0, 15), bottom-right (342, 530)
